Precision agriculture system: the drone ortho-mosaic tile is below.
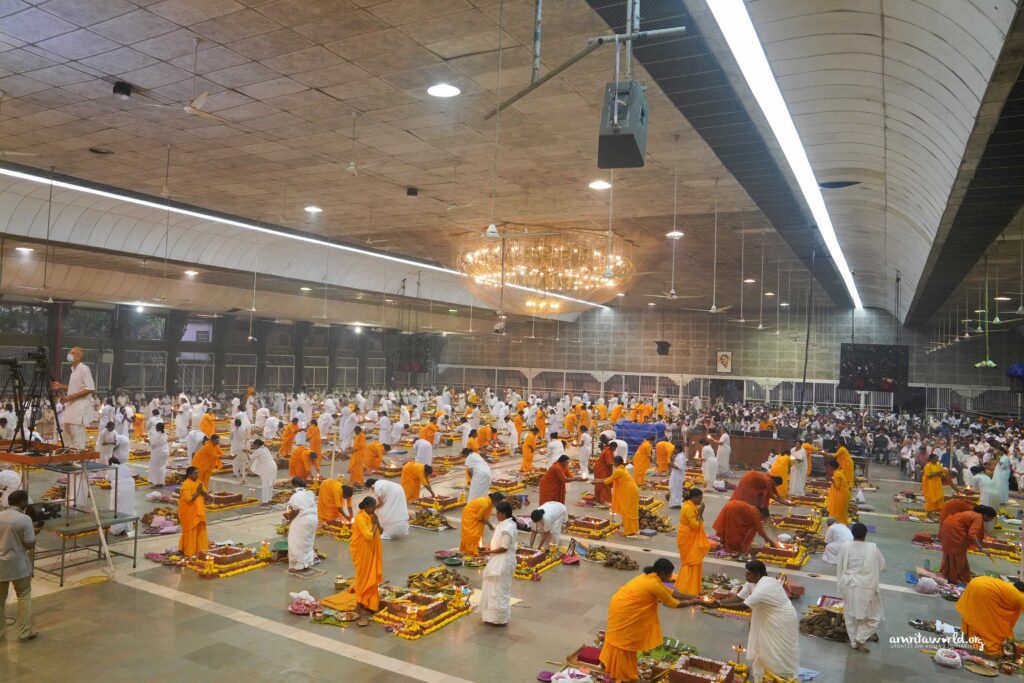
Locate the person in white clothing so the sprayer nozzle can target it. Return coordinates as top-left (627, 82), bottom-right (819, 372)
top-left (836, 523), bottom-right (886, 652)
top-left (822, 517), bottom-right (853, 565)
top-left (229, 418), bottom-right (251, 483)
top-left (185, 428), bottom-right (206, 465)
top-left (466, 452), bottom-right (492, 502)
top-left (457, 418), bottom-right (473, 449)
top-left (529, 501), bottom-right (567, 549)
top-left (0, 468), bottom-right (23, 506)
top-left (173, 397), bottom-right (191, 439)
top-left (575, 425), bottom-right (592, 479)
top-left (667, 447), bottom-right (688, 508)
top-left (50, 347), bottom-right (94, 449)
top-left (248, 439), bottom-right (278, 504)
top-left (412, 437), bottom-right (433, 466)
top-left (284, 478), bottom-right (318, 573)
top-left (612, 438), bottom-right (629, 463)
top-left (699, 438), bottom-right (717, 491)
top-left (377, 413), bottom-right (392, 446)
top-left (96, 421), bottom-right (117, 465)
top-left (254, 406), bottom-right (270, 429)
top-left (148, 422), bottom-right (169, 489)
top-left (106, 455), bottom-right (136, 535)
top-left (712, 430), bottom-right (731, 476)
top-left (110, 433), bottom-right (131, 465)
top-left (546, 432), bottom-right (565, 468)
top-left (390, 422), bottom-right (406, 445)
top-left (718, 561), bottom-right (800, 682)
top-left (365, 478), bottom-right (410, 540)
top-left (478, 501), bottom-right (518, 626)
top-left (788, 445), bottom-right (807, 497)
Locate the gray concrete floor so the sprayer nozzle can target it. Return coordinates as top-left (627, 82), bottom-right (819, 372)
top-left (4, 445), bottom-right (1022, 683)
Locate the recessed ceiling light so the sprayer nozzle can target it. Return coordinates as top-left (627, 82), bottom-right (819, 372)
top-left (665, 230), bottom-right (684, 239)
top-left (448, 308), bottom-right (458, 313)
top-left (616, 292), bottom-right (626, 297)
top-left (743, 278), bottom-right (756, 284)
top-left (300, 286), bottom-right (313, 292)
top-left (15, 246), bottom-right (33, 253)
top-left (184, 270), bottom-right (198, 276)
top-left (780, 302), bottom-right (790, 307)
top-left (135, 305), bottom-right (145, 312)
top-left (974, 309), bottom-right (986, 313)
top-left (994, 296), bottom-right (1011, 301)
top-left (384, 298), bottom-right (395, 304)
top-left (354, 325), bottom-right (363, 333)
top-left (304, 205), bottom-right (322, 214)
top-left (427, 83), bottom-right (460, 98)
top-left (647, 302), bottom-right (656, 306)
top-left (764, 291), bottom-right (775, 297)
top-left (588, 180), bottom-right (612, 190)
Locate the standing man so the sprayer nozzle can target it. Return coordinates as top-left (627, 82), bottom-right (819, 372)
top-left (51, 346), bottom-right (94, 449)
top-left (364, 477), bottom-right (410, 540)
top-left (836, 523), bottom-right (886, 652)
top-left (0, 490), bottom-right (39, 643)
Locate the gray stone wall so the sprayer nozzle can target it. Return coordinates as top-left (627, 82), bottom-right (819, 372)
top-left (439, 307), bottom-right (1021, 387)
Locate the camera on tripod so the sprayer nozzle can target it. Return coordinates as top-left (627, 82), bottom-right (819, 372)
top-left (26, 346), bottom-right (48, 364)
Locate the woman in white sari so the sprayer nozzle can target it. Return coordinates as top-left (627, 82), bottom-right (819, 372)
top-left (479, 501), bottom-right (518, 626)
top-left (285, 477), bottom-right (319, 574)
top-left (148, 422), bottom-right (169, 489)
top-left (668, 449), bottom-right (688, 508)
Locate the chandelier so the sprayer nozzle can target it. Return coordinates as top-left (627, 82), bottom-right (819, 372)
top-left (457, 229), bottom-right (636, 315)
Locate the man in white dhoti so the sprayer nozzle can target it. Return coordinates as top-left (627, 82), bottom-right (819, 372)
top-left (529, 501), bottom-right (567, 549)
top-left (365, 478), bottom-right (409, 540)
top-left (174, 396), bottom-right (191, 439)
top-left (248, 439), bottom-right (278, 504)
top-left (822, 517), bottom-right (853, 565)
top-left (107, 453), bottom-right (135, 535)
top-left (254, 405), bottom-right (270, 430)
top-left (700, 438), bottom-right (717, 491)
top-left (50, 347), bottom-right (94, 449)
top-left (836, 523), bottom-right (885, 652)
top-left (479, 501), bottom-right (518, 626)
top-left (668, 448), bottom-right (688, 508)
top-left (457, 418), bottom-right (473, 449)
top-left (229, 418), bottom-right (251, 483)
top-left (339, 409), bottom-right (358, 451)
top-left (466, 454), bottom-right (492, 502)
top-left (412, 437), bottom-right (433, 466)
top-left (712, 430), bottom-right (731, 476)
top-left (377, 413), bottom-right (392, 446)
top-left (148, 422), bottom-right (169, 489)
top-left (263, 415), bottom-right (281, 440)
top-left (788, 445), bottom-right (807, 497)
top-left (285, 478), bottom-right (318, 573)
top-left (500, 416), bottom-right (518, 450)
top-left (185, 428), bottom-right (206, 465)
top-left (719, 561), bottom-right (800, 682)
top-left (391, 421), bottom-right (406, 445)
top-left (576, 425), bottom-right (592, 479)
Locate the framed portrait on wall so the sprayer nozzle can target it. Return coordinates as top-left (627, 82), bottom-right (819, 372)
top-left (716, 351), bottom-right (732, 373)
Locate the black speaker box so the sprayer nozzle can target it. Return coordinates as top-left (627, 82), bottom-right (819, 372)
top-left (598, 80), bottom-right (648, 169)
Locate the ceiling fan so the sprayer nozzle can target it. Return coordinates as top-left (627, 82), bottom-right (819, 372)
top-left (126, 40), bottom-right (229, 125)
top-left (729, 226), bottom-right (749, 323)
top-left (734, 234), bottom-right (772, 329)
top-left (682, 179), bottom-right (732, 315)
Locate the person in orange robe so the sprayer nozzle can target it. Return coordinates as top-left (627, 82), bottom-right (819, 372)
top-left (599, 559), bottom-right (701, 682)
top-left (460, 492), bottom-right (503, 555)
top-left (655, 439), bottom-right (675, 475)
top-left (366, 441), bottom-right (389, 470)
top-left (317, 478), bottom-right (353, 523)
top-left (835, 445), bottom-right (855, 492)
top-left (628, 406), bottom-right (639, 423)
top-left (922, 453), bottom-right (949, 518)
top-left (596, 403), bottom-right (608, 420)
top-left (535, 411), bottom-right (547, 441)
top-left (593, 441), bottom-right (616, 504)
top-left (712, 500), bottom-right (774, 554)
top-left (278, 418), bottom-right (300, 457)
top-left (347, 426), bottom-right (368, 484)
top-left (800, 441), bottom-right (816, 479)
top-left (178, 466), bottom-right (210, 556)
top-left (956, 575), bottom-right (1024, 655)
top-left (307, 421), bottom-right (322, 458)
top-left (939, 506), bottom-right (997, 584)
top-left (656, 400), bottom-right (665, 419)
top-left (606, 457), bottom-right (640, 536)
top-left (825, 462), bottom-right (850, 524)
top-left (288, 445), bottom-right (319, 479)
top-left (632, 438), bottom-right (652, 486)
top-left (418, 418), bottom-right (438, 444)
top-left (400, 461), bottom-right (434, 502)
top-left (731, 471), bottom-right (788, 512)
top-left (192, 435), bottom-right (223, 489)
top-left (348, 497), bottom-right (384, 612)
top-left (513, 412), bottom-right (526, 442)
top-left (564, 411), bottom-right (577, 438)
top-left (580, 407), bottom-right (592, 432)
top-left (539, 455), bottom-right (570, 505)
top-left (939, 497), bottom-right (975, 523)
top-left (199, 409), bottom-right (216, 438)
top-left (133, 412), bottom-right (146, 439)
top-left (676, 489), bottom-right (710, 594)
top-left (477, 424), bottom-right (494, 449)
top-left (769, 452), bottom-right (792, 498)
top-left (521, 427), bottom-right (539, 472)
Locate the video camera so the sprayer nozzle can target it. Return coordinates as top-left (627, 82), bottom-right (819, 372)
top-left (25, 501), bottom-right (60, 525)
top-left (26, 346), bottom-right (48, 364)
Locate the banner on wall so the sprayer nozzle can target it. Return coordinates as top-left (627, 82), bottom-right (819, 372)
top-left (716, 351), bottom-right (732, 373)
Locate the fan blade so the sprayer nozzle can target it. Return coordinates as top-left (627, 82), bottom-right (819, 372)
top-left (0, 151), bottom-right (38, 157)
top-left (189, 91), bottom-right (210, 110)
top-left (644, 294), bottom-right (669, 299)
top-left (185, 107), bottom-right (229, 124)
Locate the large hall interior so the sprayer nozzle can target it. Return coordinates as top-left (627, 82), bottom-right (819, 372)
top-left (0, 1), bottom-right (1023, 682)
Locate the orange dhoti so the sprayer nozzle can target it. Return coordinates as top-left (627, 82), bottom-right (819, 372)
top-left (459, 496), bottom-right (493, 556)
top-left (711, 500), bottom-right (763, 554)
top-left (600, 573), bottom-right (680, 682)
top-left (957, 576), bottom-right (1024, 655)
top-left (675, 500), bottom-right (709, 594)
top-left (177, 478), bottom-right (209, 556)
top-left (348, 510), bottom-right (383, 611)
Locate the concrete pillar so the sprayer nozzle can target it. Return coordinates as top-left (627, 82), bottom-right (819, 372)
top-left (292, 321), bottom-right (311, 392)
top-left (254, 319), bottom-right (273, 390)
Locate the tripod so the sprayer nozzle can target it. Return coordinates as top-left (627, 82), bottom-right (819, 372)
top-left (0, 347), bottom-right (65, 452)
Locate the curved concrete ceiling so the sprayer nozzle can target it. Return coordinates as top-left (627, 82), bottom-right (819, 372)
top-left (745, 0), bottom-right (1017, 317)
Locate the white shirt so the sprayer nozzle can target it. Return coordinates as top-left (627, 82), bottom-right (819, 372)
top-left (412, 438), bottom-right (433, 465)
top-left (64, 362), bottom-right (95, 424)
top-left (546, 438), bottom-right (565, 467)
top-left (532, 501), bottom-right (568, 533)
